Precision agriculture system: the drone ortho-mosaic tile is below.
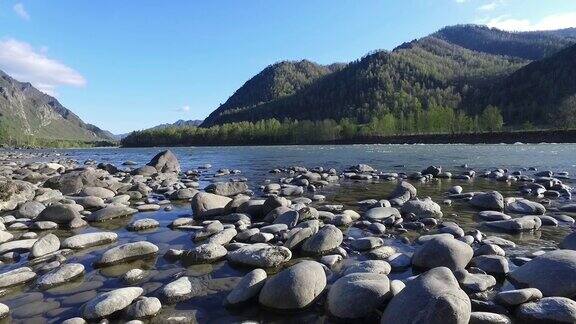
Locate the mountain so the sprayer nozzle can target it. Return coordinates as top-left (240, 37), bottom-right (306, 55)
top-left (151, 119), bottom-right (204, 130)
top-left (465, 43), bottom-right (576, 124)
top-left (0, 70), bottom-right (114, 143)
top-left (201, 60), bottom-right (345, 127)
top-left (201, 24), bottom-right (576, 128)
top-left (432, 24), bottom-right (576, 60)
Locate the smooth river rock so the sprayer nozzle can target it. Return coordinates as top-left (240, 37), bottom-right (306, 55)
top-left (38, 263), bottom-right (85, 289)
top-left (96, 241), bottom-right (159, 266)
top-left (225, 268), bottom-right (267, 306)
top-left (508, 249), bottom-right (576, 297)
top-left (381, 267), bottom-right (471, 324)
top-left (328, 272), bottom-right (390, 319)
top-left (61, 232), bottom-right (118, 249)
top-left (412, 236), bottom-right (473, 271)
top-left (258, 261), bottom-right (326, 310)
top-left (227, 243), bottom-right (292, 268)
top-left (82, 287), bottom-right (143, 320)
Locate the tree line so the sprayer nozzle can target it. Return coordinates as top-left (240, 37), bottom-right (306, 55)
top-left (122, 105), bottom-right (506, 147)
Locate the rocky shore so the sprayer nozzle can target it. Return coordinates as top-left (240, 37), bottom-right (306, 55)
top-left (0, 149), bottom-right (575, 323)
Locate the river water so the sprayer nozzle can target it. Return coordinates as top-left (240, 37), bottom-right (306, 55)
top-left (1, 144), bottom-right (576, 323)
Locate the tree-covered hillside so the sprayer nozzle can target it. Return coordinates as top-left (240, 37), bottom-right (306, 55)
top-left (200, 24), bottom-right (575, 129)
top-left (201, 60), bottom-right (344, 127)
top-left (465, 43), bottom-right (576, 126)
top-left (433, 24), bottom-right (575, 60)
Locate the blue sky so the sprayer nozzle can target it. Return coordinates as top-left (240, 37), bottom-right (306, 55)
top-left (0, 0), bottom-right (575, 134)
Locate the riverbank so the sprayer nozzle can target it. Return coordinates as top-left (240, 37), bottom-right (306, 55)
top-left (1, 148), bottom-right (576, 322)
top-left (121, 129), bottom-right (576, 147)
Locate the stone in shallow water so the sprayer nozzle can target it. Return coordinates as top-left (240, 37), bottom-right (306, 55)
top-left (0, 267), bottom-right (36, 288)
top-left (225, 268), bottom-right (267, 306)
top-left (363, 207), bottom-right (400, 221)
top-left (0, 238), bottom-right (37, 254)
top-left (381, 267), bottom-right (471, 324)
top-left (484, 216), bottom-right (541, 233)
top-left (86, 205), bottom-right (138, 222)
top-left (160, 276), bottom-right (205, 304)
top-left (127, 218), bottom-right (160, 231)
top-left (0, 302), bottom-right (8, 319)
top-left (258, 260), bottom-right (326, 310)
top-left (96, 241), bottom-right (159, 266)
top-left (470, 192), bottom-right (504, 211)
top-left (301, 224), bottom-right (343, 255)
top-left (505, 198), bottom-right (546, 215)
top-left (30, 233), bottom-right (60, 258)
top-left (61, 232), bottom-right (118, 249)
top-left (125, 296), bottom-right (162, 319)
top-left (327, 272), bottom-right (390, 319)
top-left (191, 192), bottom-right (232, 218)
top-left (181, 243), bottom-right (227, 265)
top-left (227, 243), bottom-right (291, 268)
top-left (38, 263), bottom-right (85, 289)
top-left (412, 236), bottom-right (473, 271)
top-left (82, 287), bottom-right (143, 320)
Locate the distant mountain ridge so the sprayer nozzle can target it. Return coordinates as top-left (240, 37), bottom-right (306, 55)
top-left (200, 24), bottom-right (576, 128)
top-left (151, 119), bottom-right (204, 129)
top-left (0, 70), bottom-right (114, 143)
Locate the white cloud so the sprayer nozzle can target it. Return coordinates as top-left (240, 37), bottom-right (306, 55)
top-left (13, 3), bottom-right (30, 21)
top-left (175, 105), bottom-right (191, 113)
top-left (478, 2), bottom-right (497, 11)
top-left (455, 0), bottom-right (468, 3)
top-left (0, 38), bottom-right (86, 95)
top-left (487, 12), bottom-right (576, 31)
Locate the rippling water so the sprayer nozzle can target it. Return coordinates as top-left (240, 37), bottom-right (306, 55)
top-left (2, 144), bottom-right (576, 323)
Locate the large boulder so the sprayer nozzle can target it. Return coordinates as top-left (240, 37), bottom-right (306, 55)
top-left (191, 192), bottom-right (232, 218)
top-left (205, 182), bottom-right (248, 197)
top-left (0, 180), bottom-right (35, 211)
top-left (381, 267), bottom-right (471, 324)
top-left (258, 261), bottom-right (326, 310)
top-left (508, 249), bottom-right (576, 297)
top-left (412, 236), bottom-right (473, 271)
top-left (227, 243), bottom-right (291, 268)
top-left (470, 192), bottom-right (504, 211)
top-left (301, 224), bottom-right (343, 255)
top-left (147, 150), bottom-right (180, 173)
top-left (328, 272), bottom-right (390, 319)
